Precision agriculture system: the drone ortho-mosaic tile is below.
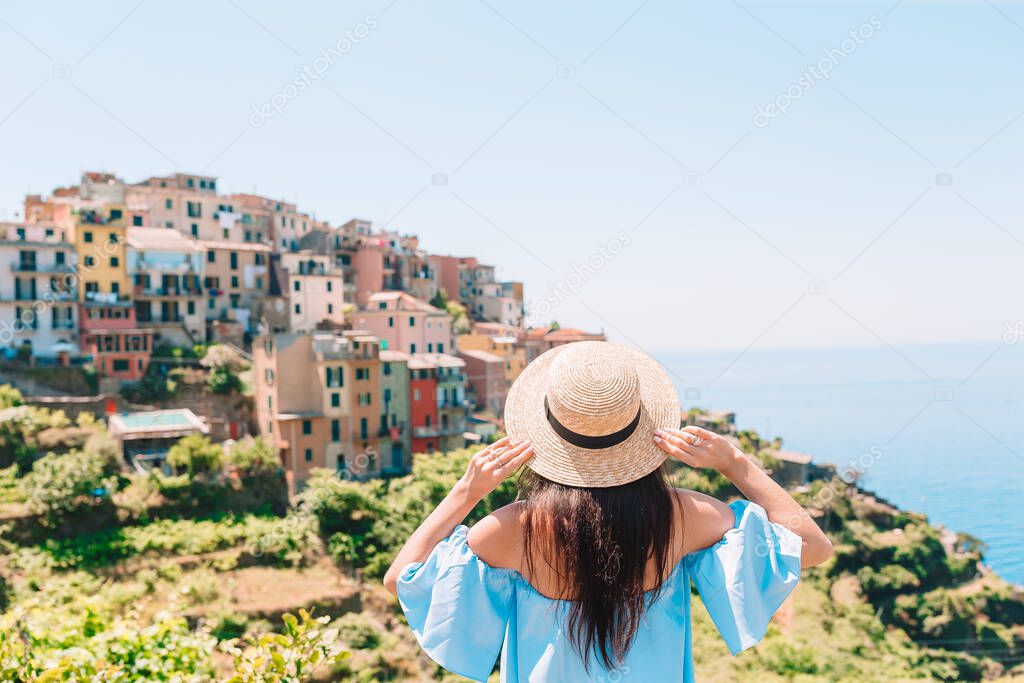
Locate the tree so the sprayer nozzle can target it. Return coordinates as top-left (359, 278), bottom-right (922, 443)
top-left (201, 344), bottom-right (248, 395)
top-left (429, 288), bottom-right (449, 310)
top-left (166, 434), bottom-right (223, 477)
top-left (446, 300), bottom-right (471, 334)
top-left (225, 436), bottom-right (278, 475)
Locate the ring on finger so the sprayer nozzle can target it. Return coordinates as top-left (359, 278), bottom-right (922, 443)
top-left (689, 435), bottom-right (702, 446)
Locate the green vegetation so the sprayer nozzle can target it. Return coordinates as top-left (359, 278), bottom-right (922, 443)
top-left (1, 390), bottom-right (1022, 681)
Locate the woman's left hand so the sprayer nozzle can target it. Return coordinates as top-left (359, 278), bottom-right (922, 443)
top-left (458, 437), bottom-right (534, 501)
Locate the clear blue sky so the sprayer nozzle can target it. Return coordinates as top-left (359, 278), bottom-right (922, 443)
top-left (2, 0), bottom-right (1022, 352)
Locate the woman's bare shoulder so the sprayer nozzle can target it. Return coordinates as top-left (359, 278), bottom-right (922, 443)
top-left (466, 501), bottom-right (527, 570)
top-left (670, 488), bottom-right (737, 555)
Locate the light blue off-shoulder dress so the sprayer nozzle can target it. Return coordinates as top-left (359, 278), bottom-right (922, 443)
top-left (397, 500), bottom-right (802, 682)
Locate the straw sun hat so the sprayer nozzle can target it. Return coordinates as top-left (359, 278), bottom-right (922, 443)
top-left (504, 341), bottom-right (681, 488)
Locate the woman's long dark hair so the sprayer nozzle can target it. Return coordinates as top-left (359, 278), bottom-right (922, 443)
top-left (519, 466), bottom-right (679, 670)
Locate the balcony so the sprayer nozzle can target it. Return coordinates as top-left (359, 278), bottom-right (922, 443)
top-left (0, 290), bottom-right (75, 303)
top-left (10, 262), bottom-right (75, 274)
top-left (412, 423), bottom-right (465, 438)
top-left (133, 285), bottom-right (202, 298)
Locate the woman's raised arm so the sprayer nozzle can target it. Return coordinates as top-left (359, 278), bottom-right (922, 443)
top-left (655, 426), bottom-right (833, 567)
top-left (382, 438), bottom-right (534, 595)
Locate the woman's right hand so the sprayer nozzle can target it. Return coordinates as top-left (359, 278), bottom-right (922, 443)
top-left (654, 425), bottom-right (746, 477)
top-left (457, 437), bottom-right (534, 501)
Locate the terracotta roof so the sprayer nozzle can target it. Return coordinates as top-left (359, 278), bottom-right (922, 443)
top-left (544, 328), bottom-right (605, 341)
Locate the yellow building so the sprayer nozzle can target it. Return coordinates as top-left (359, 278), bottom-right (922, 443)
top-left (74, 204), bottom-right (131, 303)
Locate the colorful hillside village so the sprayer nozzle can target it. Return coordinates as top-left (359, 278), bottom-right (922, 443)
top-left (1, 171), bottom-right (605, 491)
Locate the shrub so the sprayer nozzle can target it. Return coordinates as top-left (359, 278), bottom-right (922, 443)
top-left (337, 613), bottom-right (382, 650)
top-left (167, 434), bottom-right (223, 477)
top-left (0, 384), bottom-right (23, 409)
top-left (222, 609), bottom-right (348, 683)
top-left (225, 436), bottom-right (278, 475)
top-left (24, 451), bottom-right (117, 523)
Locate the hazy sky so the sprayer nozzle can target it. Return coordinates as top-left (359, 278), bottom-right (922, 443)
top-left (2, 1), bottom-right (1022, 353)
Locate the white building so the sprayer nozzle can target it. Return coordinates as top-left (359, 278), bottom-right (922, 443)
top-left (126, 227), bottom-right (206, 346)
top-left (0, 223), bottom-right (79, 360)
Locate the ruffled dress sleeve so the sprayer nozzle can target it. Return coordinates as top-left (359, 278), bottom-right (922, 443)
top-left (686, 500), bottom-right (803, 655)
top-left (396, 525), bottom-right (514, 682)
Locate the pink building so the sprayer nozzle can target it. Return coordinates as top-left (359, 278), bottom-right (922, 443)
top-left (430, 255), bottom-right (477, 303)
top-left (352, 291), bottom-right (453, 355)
top-left (458, 349), bottom-right (507, 415)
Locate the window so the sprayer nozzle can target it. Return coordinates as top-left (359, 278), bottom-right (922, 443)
top-left (331, 419), bottom-right (340, 442)
top-left (187, 301), bottom-right (195, 315)
top-left (331, 392), bottom-right (340, 407)
top-left (388, 317), bottom-right (394, 328)
top-left (409, 316), bottom-right (416, 326)
top-left (360, 417), bottom-right (368, 440)
top-left (356, 368), bottom-right (369, 381)
top-left (293, 281), bottom-right (300, 292)
top-left (207, 251), bottom-right (215, 263)
top-left (255, 277), bottom-right (263, 289)
top-left (255, 253), bottom-right (265, 265)
top-left (108, 233), bottom-right (119, 244)
top-left (438, 343), bottom-right (444, 353)
top-left (327, 304), bottom-right (333, 314)
top-left (133, 215), bottom-right (143, 226)
top-left (327, 280), bottom-right (334, 293)
top-left (410, 343), bottom-right (416, 353)
top-left (230, 252), bottom-right (238, 269)
top-left (110, 256), bottom-right (119, 267)
top-left (112, 359), bottom-right (130, 372)
top-left (427, 343), bottom-right (433, 353)
top-left (111, 283), bottom-right (120, 295)
top-left (384, 388), bottom-right (392, 402)
top-left (294, 304), bottom-right (301, 314)
top-left (413, 388), bottom-right (420, 401)
top-left (165, 199), bottom-right (173, 209)
top-left (55, 251), bottom-right (65, 265)
top-left (231, 276), bottom-right (239, 288)
top-left (84, 231), bottom-right (94, 243)
top-left (191, 224), bottom-right (198, 238)
top-left (382, 362), bottom-right (391, 376)
top-left (302, 420), bottom-right (312, 435)
top-left (84, 256), bottom-right (96, 267)
top-left (305, 449), bottom-right (313, 462)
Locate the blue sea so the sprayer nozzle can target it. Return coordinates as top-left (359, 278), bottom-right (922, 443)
top-left (657, 342), bottom-right (1024, 585)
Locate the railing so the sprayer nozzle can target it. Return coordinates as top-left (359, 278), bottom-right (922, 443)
top-left (1, 291), bottom-right (75, 303)
top-left (412, 423), bottom-right (464, 438)
top-left (11, 262), bottom-right (75, 273)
